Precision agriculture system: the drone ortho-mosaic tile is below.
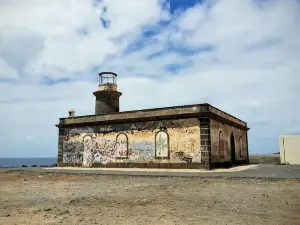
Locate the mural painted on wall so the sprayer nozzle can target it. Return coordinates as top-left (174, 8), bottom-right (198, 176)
top-left (131, 141), bottom-right (154, 160)
top-left (63, 133), bottom-right (125, 165)
top-left (116, 133), bottom-right (128, 158)
top-left (63, 134), bottom-right (156, 164)
top-left (62, 118), bottom-right (201, 165)
top-left (62, 127), bottom-right (94, 163)
top-left (155, 131), bottom-right (169, 159)
top-left (83, 134), bottom-right (127, 165)
top-left (62, 142), bottom-right (84, 163)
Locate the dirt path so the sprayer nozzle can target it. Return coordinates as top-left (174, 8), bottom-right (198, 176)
top-left (0, 172), bottom-right (299, 225)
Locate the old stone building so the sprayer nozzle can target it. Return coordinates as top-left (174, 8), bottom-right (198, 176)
top-left (56, 72), bottom-right (249, 170)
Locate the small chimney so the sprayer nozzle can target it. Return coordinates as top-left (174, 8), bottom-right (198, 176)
top-left (68, 109), bottom-right (75, 118)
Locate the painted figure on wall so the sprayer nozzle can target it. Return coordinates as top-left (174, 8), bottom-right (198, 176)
top-left (116, 133), bottom-right (128, 158)
top-left (155, 131), bottom-right (169, 158)
top-left (82, 135), bottom-right (94, 167)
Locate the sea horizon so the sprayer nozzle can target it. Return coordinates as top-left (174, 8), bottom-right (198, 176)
top-left (0, 157), bottom-right (57, 167)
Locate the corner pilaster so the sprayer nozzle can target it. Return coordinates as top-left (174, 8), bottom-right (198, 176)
top-left (57, 128), bottom-right (64, 166)
top-left (199, 117), bottom-right (212, 170)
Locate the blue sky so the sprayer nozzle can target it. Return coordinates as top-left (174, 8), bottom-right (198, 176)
top-left (0, 0), bottom-right (299, 157)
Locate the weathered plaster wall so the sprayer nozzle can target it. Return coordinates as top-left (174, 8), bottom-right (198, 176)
top-left (210, 119), bottom-right (248, 163)
top-left (60, 118), bottom-right (201, 166)
top-left (279, 135), bottom-right (300, 165)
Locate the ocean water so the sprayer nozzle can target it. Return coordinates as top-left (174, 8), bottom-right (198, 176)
top-left (0, 158), bottom-right (57, 167)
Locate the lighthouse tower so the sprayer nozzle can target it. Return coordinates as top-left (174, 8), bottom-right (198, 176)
top-left (93, 72), bottom-right (122, 115)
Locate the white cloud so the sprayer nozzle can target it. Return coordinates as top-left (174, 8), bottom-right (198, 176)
top-left (0, 0), bottom-right (170, 80)
top-left (0, 0), bottom-right (299, 157)
top-left (0, 58), bottom-right (18, 80)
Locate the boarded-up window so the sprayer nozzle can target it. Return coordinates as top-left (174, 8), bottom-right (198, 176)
top-left (155, 131), bottom-right (169, 159)
top-left (240, 136), bottom-right (243, 158)
top-left (116, 133), bottom-right (128, 158)
top-left (219, 131), bottom-right (224, 158)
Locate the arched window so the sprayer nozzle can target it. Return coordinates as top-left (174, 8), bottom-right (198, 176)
top-left (240, 136), bottom-right (243, 158)
top-left (219, 131), bottom-right (224, 158)
top-left (116, 133), bottom-right (128, 159)
top-left (155, 131), bottom-right (170, 159)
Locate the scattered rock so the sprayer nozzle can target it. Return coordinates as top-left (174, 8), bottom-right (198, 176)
top-left (59, 210), bottom-right (69, 215)
top-left (32, 209), bottom-right (41, 214)
top-left (44, 208), bottom-right (52, 212)
top-left (5, 214), bottom-right (10, 217)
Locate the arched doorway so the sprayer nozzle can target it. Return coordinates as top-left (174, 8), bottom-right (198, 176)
top-left (230, 133), bottom-right (236, 163)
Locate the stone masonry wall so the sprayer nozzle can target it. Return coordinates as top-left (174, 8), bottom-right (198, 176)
top-left (210, 119), bottom-right (248, 163)
top-left (59, 118), bottom-right (201, 166)
top-left (208, 105), bottom-right (246, 127)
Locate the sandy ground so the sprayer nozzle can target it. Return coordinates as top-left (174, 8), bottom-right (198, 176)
top-left (45, 164), bottom-right (257, 172)
top-left (0, 172), bottom-right (300, 225)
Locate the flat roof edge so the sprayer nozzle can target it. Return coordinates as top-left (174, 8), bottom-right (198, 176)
top-left (56, 112), bottom-right (249, 131)
top-left (58, 103), bottom-right (209, 120)
top-left (279, 135), bottom-right (300, 137)
top-left (58, 103), bottom-right (246, 124)
top-left (207, 104), bottom-right (247, 124)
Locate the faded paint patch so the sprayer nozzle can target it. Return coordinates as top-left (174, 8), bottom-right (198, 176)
top-left (131, 141), bottom-right (154, 161)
